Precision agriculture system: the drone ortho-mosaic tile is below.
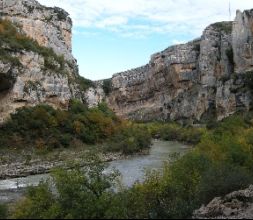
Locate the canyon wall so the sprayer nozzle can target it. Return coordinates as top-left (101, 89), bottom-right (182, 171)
top-left (1, 0), bottom-right (253, 124)
top-left (1, 0), bottom-right (75, 62)
top-left (0, 0), bottom-right (89, 122)
top-left (103, 10), bottom-right (253, 123)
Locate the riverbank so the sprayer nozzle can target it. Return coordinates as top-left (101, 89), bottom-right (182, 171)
top-left (0, 141), bottom-right (190, 205)
top-left (0, 144), bottom-right (151, 180)
top-left (0, 151), bottom-right (128, 180)
top-left (0, 150), bottom-right (134, 204)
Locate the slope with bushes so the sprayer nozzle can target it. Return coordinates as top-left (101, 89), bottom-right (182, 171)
top-left (6, 113), bottom-right (253, 219)
top-left (0, 101), bottom-right (151, 156)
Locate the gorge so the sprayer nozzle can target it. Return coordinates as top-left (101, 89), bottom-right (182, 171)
top-left (1, 0), bottom-right (253, 124)
top-left (1, 0), bottom-right (253, 219)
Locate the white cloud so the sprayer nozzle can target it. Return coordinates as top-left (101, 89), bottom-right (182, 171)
top-left (37, 0), bottom-right (253, 38)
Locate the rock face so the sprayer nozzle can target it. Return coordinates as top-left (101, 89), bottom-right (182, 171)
top-left (103, 11), bottom-right (253, 123)
top-left (1, 0), bottom-right (74, 62)
top-left (193, 185), bottom-right (253, 219)
top-left (233, 9), bottom-right (253, 73)
top-left (1, 0), bottom-right (253, 124)
top-left (0, 0), bottom-right (89, 122)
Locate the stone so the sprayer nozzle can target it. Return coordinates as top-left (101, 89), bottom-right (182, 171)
top-left (193, 185), bottom-right (253, 219)
top-left (0, 0), bottom-right (84, 122)
top-left (1, 0), bottom-right (253, 124)
top-left (1, 0), bottom-right (74, 62)
top-left (102, 20), bottom-right (251, 123)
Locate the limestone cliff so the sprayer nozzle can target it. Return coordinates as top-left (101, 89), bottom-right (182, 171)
top-left (99, 10), bottom-right (253, 123)
top-left (0, 0), bottom-right (89, 122)
top-left (1, 0), bottom-right (74, 62)
top-left (1, 0), bottom-right (253, 124)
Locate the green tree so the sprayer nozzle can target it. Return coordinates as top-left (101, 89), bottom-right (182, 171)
top-left (12, 154), bottom-right (120, 219)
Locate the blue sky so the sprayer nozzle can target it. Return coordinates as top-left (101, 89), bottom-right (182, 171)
top-left (38, 0), bottom-right (253, 80)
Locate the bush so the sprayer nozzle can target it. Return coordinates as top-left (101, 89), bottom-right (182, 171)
top-left (244, 71), bottom-right (253, 92)
top-left (197, 163), bottom-right (253, 204)
top-left (74, 76), bottom-right (94, 92)
top-left (226, 48), bottom-right (234, 65)
top-left (106, 125), bottom-right (152, 155)
top-left (0, 102), bottom-right (120, 150)
top-left (103, 79), bottom-right (112, 95)
top-left (7, 113), bottom-right (253, 219)
top-left (0, 204), bottom-right (7, 219)
top-left (12, 155), bottom-right (120, 219)
top-left (0, 19), bottom-right (67, 73)
top-left (143, 122), bottom-right (205, 145)
top-left (212, 22), bottom-right (232, 34)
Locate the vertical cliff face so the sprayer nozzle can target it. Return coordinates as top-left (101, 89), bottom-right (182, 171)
top-left (0, 0), bottom-right (85, 122)
top-left (1, 0), bottom-right (253, 124)
top-left (103, 11), bottom-right (253, 123)
top-left (1, 0), bottom-right (74, 63)
top-left (233, 9), bottom-right (253, 73)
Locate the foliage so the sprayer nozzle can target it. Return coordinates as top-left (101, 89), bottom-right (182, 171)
top-left (106, 124), bottom-right (152, 155)
top-left (0, 204), bottom-right (7, 219)
top-left (0, 19), bottom-right (67, 73)
top-left (197, 163), bottom-right (253, 204)
top-left (102, 79), bottom-right (112, 95)
top-left (244, 71), bottom-right (253, 92)
top-left (0, 101), bottom-right (120, 150)
top-left (8, 113), bottom-right (253, 219)
top-left (0, 101), bottom-right (152, 155)
top-left (212, 22), bottom-right (233, 34)
top-left (226, 48), bottom-right (234, 65)
top-left (141, 122), bottom-right (205, 145)
top-left (12, 155), bottom-right (120, 219)
top-left (74, 76), bottom-right (94, 91)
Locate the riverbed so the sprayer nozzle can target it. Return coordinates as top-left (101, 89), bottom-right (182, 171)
top-left (0, 140), bottom-right (190, 203)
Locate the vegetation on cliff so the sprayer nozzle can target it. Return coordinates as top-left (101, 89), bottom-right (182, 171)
top-left (3, 112), bottom-right (253, 219)
top-left (0, 19), bottom-right (68, 73)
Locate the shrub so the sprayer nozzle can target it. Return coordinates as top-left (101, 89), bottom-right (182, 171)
top-left (0, 102), bottom-right (121, 150)
top-left (0, 19), bottom-right (67, 74)
top-left (143, 122), bottom-right (205, 145)
top-left (107, 126), bottom-right (152, 155)
top-left (244, 71), bottom-right (253, 92)
top-left (12, 156), bottom-right (119, 219)
top-left (226, 48), bottom-right (234, 65)
top-left (197, 163), bottom-right (253, 204)
top-left (0, 204), bottom-right (7, 219)
top-left (74, 76), bottom-right (94, 92)
top-left (212, 22), bottom-right (232, 34)
top-left (102, 79), bottom-right (112, 95)
top-left (6, 113), bottom-right (253, 219)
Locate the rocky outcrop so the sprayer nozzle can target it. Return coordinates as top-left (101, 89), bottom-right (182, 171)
top-left (233, 9), bottom-right (253, 73)
top-left (1, 0), bottom-right (253, 124)
top-left (0, 0), bottom-right (89, 122)
top-left (103, 11), bottom-right (253, 123)
top-left (1, 0), bottom-right (74, 63)
top-left (193, 185), bottom-right (253, 219)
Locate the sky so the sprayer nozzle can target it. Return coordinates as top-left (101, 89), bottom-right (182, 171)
top-left (37, 0), bottom-right (253, 80)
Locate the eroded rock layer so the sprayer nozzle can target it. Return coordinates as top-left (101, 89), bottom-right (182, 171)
top-left (104, 11), bottom-right (253, 123)
top-left (0, 0), bottom-right (90, 122)
top-left (1, 0), bottom-right (253, 124)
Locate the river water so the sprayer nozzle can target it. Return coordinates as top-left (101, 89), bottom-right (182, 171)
top-left (0, 140), bottom-right (190, 202)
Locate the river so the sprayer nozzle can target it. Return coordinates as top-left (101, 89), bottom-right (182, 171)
top-left (0, 140), bottom-right (190, 203)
